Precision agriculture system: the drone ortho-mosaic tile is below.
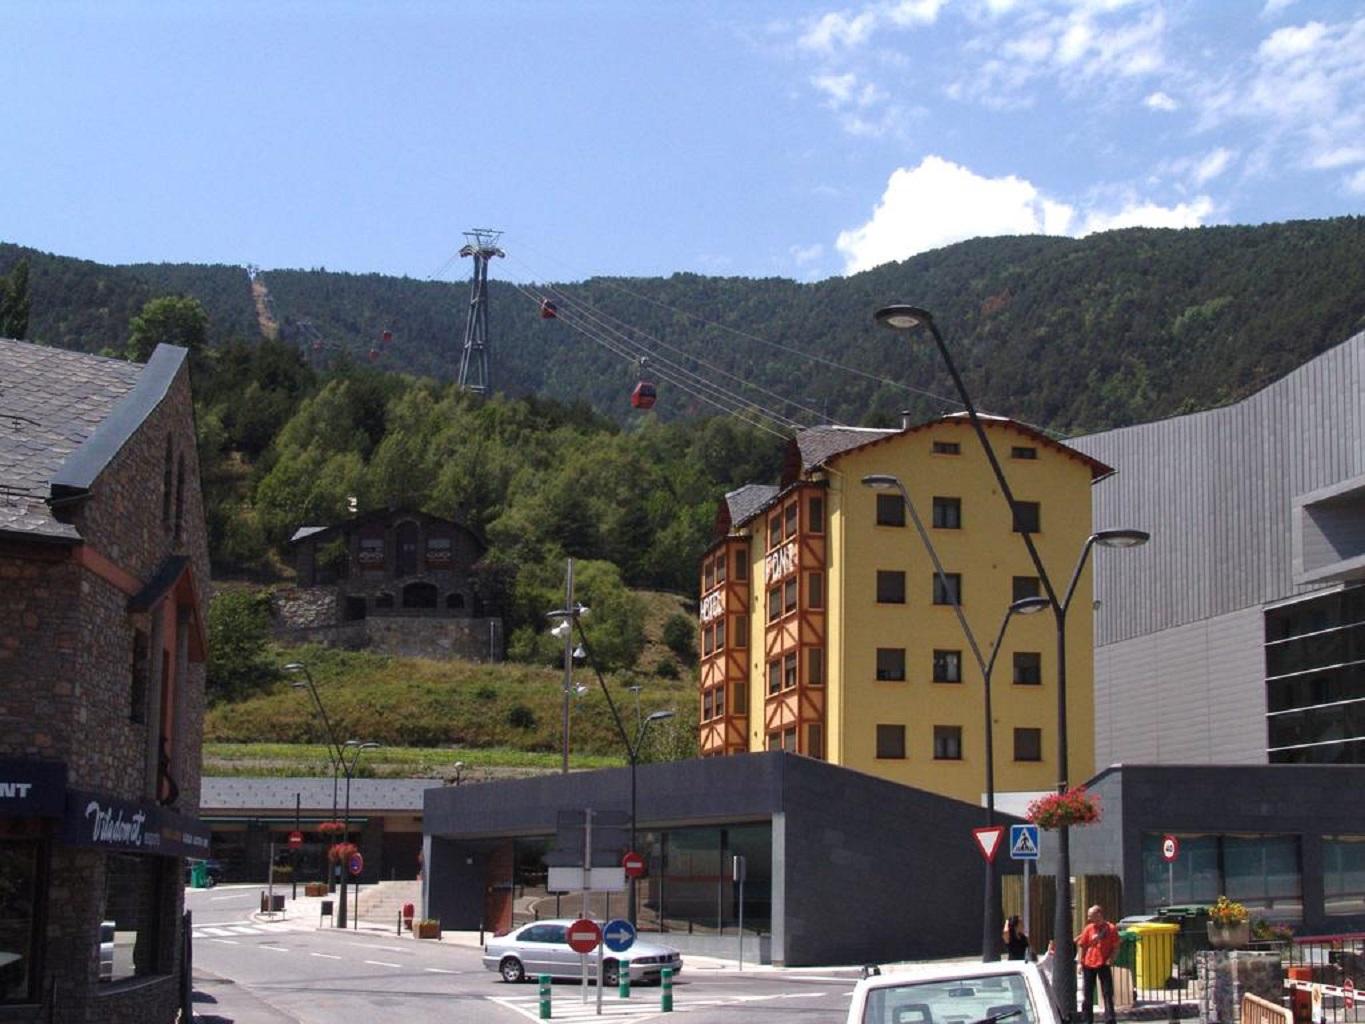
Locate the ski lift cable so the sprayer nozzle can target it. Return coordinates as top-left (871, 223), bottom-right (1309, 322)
top-left (521, 286), bottom-right (807, 435)
top-left (512, 285), bottom-right (793, 439)
top-left (540, 292), bottom-right (809, 433)
top-left (512, 285), bottom-right (796, 437)
top-left (504, 247), bottom-right (961, 410)
top-left (538, 282), bottom-right (835, 428)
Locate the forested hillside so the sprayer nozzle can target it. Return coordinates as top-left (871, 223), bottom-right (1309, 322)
top-left (6, 216), bottom-right (1365, 434)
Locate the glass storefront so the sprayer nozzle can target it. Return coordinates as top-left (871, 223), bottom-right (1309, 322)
top-left (1323, 835), bottom-right (1365, 916)
top-left (0, 836), bottom-right (41, 1002)
top-left (1141, 832), bottom-right (1301, 921)
top-left (101, 853), bottom-right (166, 982)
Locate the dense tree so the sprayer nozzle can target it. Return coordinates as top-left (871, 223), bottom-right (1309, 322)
top-left (0, 257), bottom-right (30, 339)
top-left (206, 589), bottom-right (277, 703)
top-left (127, 295), bottom-right (209, 362)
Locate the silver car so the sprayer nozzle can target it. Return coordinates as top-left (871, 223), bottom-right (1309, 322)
top-left (482, 919), bottom-right (683, 986)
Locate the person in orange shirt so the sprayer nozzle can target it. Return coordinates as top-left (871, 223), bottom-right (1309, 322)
top-left (1075, 904), bottom-right (1120, 1024)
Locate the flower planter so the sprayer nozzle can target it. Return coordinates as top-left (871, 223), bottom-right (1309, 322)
top-left (304, 882), bottom-right (329, 897)
top-left (416, 921), bottom-right (441, 940)
top-left (1207, 921), bottom-right (1250, 948)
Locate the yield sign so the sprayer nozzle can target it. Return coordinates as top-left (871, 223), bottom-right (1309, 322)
top-left (973, 826), bottom-right (1006, 863)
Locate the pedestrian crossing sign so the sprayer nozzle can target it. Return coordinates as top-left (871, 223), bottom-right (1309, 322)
top-left (1010, 824), bottom-right (1040, 860)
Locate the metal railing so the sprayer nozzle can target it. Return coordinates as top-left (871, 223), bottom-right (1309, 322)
top-left (1283, 933), bottom-right (1365, 1024)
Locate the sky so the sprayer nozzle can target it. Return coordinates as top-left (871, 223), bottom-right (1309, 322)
top-left (5, 1), bottom-right (1364, 285)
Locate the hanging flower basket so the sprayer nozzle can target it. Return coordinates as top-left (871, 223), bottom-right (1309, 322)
top-left (1026, 787), bottom-right (1102, 830)
top-left (327, 841), bottom-right (359, 864)
top-left (317, 820), bottom-right (346, 836)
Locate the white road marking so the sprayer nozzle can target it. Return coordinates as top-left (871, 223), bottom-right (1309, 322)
top-left (364, 960), bottom-right (402, 968)
top-left (424, 968), bottom-right (457, 974)
top-left (211, 939), bottom-right (239, 945)
top-left (226, 926), bottom-right (262, 935)
top-left (260, 945), bottom-right (290, 953)
top-left (196, 927), bottom-right (235, 936)
top-left (311, 953), bottom-right (342, 960)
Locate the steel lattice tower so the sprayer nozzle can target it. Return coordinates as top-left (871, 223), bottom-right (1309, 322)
top-left (456, 228), bottom-right (504, 394)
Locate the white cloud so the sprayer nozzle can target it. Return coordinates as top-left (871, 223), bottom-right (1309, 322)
top-left (887, 0), bottom-right (945, 27)
top-left (1311, 146), bottom-right (1365, 170)
top-left (836, 157), bottom-right (1217, 273)
top-left (812, 72), bottom-right (858, 105)
top-left (835, 157), bottom-right (1074, 273)
top-left (1143, 90), bottom-right (1178, 111)
top-left (1262, 0), bottom-right (1297, 16)
top-left (1192, 147), bottom-right (1235, 185)
top-left (1258, 20), bottom-right (1327, 60)
top-left (1079, 196), bottom-right (1213, 233)
top-left (799, 9), bottom-right (877, 51)
top-left (1347, 168), bottom-right (1365, 196)
top-left (790, 243), bottom-right (825, 266)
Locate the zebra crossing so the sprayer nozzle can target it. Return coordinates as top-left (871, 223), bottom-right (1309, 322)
top-left (486, 992), bottom-right (670, 1023)
top-left (193, 920), bottom-right (315, 938)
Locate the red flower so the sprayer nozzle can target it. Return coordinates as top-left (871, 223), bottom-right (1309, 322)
top-left (328, 842), bottom-right (359, 864)
top-left (317, 821), bottom-right (345, 836)
top-left (1026, 787), bottom-right (1102, 830)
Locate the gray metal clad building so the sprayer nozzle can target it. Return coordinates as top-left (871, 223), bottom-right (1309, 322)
top-left (1070, 330), bottom-right (1365, 767)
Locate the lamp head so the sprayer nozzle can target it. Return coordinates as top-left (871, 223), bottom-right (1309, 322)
top-left (550, 621), bottom-right (571, 640)
top-left (861, 474), bottom-right (900, 490)
top-left (361, 742), bottom-right (380, 751)
top-left (1093, 528), bottom-right (1150, 549)
top-left (874, 304), bottom-right (935, 331)
top-left (283, 662), bottom-right (305, 673)
top-left (1010, 596), bottom-right (1051, 616)
top-left (572, 644), bottom-right (587, 661)
top-left (647, 709), bottom-right (676, 723)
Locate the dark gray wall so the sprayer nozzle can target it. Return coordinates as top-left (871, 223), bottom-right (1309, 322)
top-left (1040, 764), bottom-right (1365, 932)
top-left (423, 753), bottom-right (1016, 966)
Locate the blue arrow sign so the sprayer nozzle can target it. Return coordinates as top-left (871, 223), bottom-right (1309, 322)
top-left (602, 918), bottom-right (636, 953)
top-left (1010, 824), bottom-right (1040, 861)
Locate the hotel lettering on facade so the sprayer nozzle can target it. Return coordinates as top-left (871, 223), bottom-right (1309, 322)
top-left (0, 341), bottom-right (210, 1024)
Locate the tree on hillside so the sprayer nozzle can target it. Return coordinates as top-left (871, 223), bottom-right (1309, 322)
top-left (127, 295), bottom-right (209, 362)
top-left (0, 257), bottom-right (30, 339)
top-left (207, 589), bottom-right (277, 704)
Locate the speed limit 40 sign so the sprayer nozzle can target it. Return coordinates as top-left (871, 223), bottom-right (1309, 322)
top-left (1161, 835), bottom-right (1180, 862)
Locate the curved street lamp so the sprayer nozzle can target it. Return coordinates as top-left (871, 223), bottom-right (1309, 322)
top-left (875, 304), bottom-right (1149, 1006)
top-left (335, 740), bottom-right (380, 929)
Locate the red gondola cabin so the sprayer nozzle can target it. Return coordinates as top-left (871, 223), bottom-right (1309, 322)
top-left (631, 381), bottom-right (657, 410)
top-left (539, 300), bottom-right (558, 319)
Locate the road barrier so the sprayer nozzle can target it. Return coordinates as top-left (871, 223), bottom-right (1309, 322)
top-left (618, 959), bottom-right (630, 999)
top-left (539, 974), bottom-right (551, 1019)
top-left (661, 967), bottom-right (673, 1012)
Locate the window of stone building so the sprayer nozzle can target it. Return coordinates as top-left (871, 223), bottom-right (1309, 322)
top-left (130, 628), bottom-right (149, 724)
top-left (446, 593), bottom-right (465, 611)
top-left (0, 835), bottom-right (41, 1002)
top-left (358, 535), bottom-right (385, 572)
top-left (396, 522), bottom-right (420, 577)
top-left (425, 536), bottom-right (452, 569)
top-left (402, 582), bottom-right (438, 609)
top-left (375, 592), bottom-right (395, 609)
top-left (933, 725), bottom-right (963, 760)
top-left (173, 454), bottom-right (186, 542)
top-left (344, 596), bottom-right (367, 621)
top-left (876, 724), bottom-right (906, 759)
top-left (161, 436), bottom-right (173, 527)
top-left (101, 853), bottom-right (165, 982)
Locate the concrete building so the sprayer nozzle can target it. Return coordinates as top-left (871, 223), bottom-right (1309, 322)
top-left (697, 415), bottom-right (1111, 806)
top-left (0, 341), bottom-right (210, 1023)
top-left (1071, 329), bottom-right (1365, 766)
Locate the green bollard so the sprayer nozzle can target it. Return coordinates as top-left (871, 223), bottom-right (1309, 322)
top-left (618, 959), bottom-right (630, 999)
top-left (538, 974), bottom-right (551, 1019)
top-left (661, 966), bottom-right (673, 1012)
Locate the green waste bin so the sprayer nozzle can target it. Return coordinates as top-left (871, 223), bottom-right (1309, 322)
top-left (1129, 922), bottom-right (1179, 990)
top-left (1115, 929), bottom-right (1138, 973)
top-left (190, 862), bottom-right (207, 888)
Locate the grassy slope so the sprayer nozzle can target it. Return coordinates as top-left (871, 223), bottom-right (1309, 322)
top-left (205, 590), bottom-right (699, 778)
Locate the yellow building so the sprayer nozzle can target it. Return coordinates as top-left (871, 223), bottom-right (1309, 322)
top-left (697, 414), bottom-right (1112, 806)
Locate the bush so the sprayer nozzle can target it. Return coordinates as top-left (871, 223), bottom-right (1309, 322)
top-left (206, 589), bottom-right (277, 704)
top-left (475, 684), bottom-right (498, 701)
top-left (506, 704), bottom-right (537, 730)
top-left (662, 614), bottom-right (697, 664)
top-left (654, 657), bottom-right (680, 679)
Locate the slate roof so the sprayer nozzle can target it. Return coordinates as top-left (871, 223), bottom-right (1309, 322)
top-left (724, 484), bottom-right (778, 525)
top-left (201, 776), bottom-right (438, 814)
top-left (794, 425), bottom-right (899, 472)
top-left (0, 340), bottom-right (145, 541)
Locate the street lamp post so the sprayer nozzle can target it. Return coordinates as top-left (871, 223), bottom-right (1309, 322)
top-left (549, 602), bottom-right (590, 772)
top-left (337, 739), bottom-right (380, 929)
top-left (862, 474), bottom-right (1049, 960)
top-left (874, 304), bottom-right (1149, 1013)
top-left (284, 662), bottom-right (345, 891)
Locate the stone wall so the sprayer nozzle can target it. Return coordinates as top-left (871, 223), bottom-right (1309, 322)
top-left (270, 591), bottom-right (504, 662)
top-left (273, 586), bottom-right (338, 630)
top-left (1200, 950), bottom-right (1286, 1024)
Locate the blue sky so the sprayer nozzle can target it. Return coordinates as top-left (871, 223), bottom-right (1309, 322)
top-left (5, 1), bottom-right (1363, 284)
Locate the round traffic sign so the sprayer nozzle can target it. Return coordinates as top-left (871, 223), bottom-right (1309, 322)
top-left (622, 850), bottom-right (646, 878)
top-left (603, 918), bottom-right (636, 953)
top-left (288, 830), bottom-right (303, 848)
top-left (347, 851), bottom-right (364, 876)
top-left (1345, 978), bottom-right (1355, 1011)
top-left (1161, 834), bottom-right (1180, 862)
top-left (567, 918), bottom-right (601, 954)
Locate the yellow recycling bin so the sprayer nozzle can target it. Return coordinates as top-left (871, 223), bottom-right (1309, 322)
top-left (1129, 922), bottom-right (1179, 990)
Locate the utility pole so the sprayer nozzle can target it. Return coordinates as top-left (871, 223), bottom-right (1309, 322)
top-left (457, 228), bottom-right (504, 395)
top-left (561, 558), bottom-right (574, 774)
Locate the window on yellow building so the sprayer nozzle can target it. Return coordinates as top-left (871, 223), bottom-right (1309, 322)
top-left (767, 660), bottom-right (781, 695)
top-left (1014, 651), bottom-right (1042, 685)
top-left (876, 648), bottom-right (906, 681)
top-left (768, 515), bottom-right (781, 550)
top-left (733, 681), bottom-right (747, 710)
top-left (808, 647), bottom-right (824, 686)
top-left (876, 493), bottom-right (906, 527)
top-left (734, 548), bottom-right (748, 580)
top-left (768, 585), bottom-right (781, 622)
top-left (704, 559), bottom-right (715, 591)
top-left (733, 615), bottom-right (748, 648)
top-left (877, 570), bottom-right (906, 604)
top-left (1012, 501), bottom-right (1041, 533)
top-left (934, 725), bottom-right (963, 760)
top-left (783, 652), bottom-right (798, 689)
top-left (783, 727), bottom-right (797, 752)
top-left (932, 440), bottom-right (961, 455)
top-left (767, 732), bottom-right (782, 750)
top-left (714, 687), bottom-right (726, 717)
top-left (932, 649), bottom-right (962, 683)
top-left (932, 573), bottom-right (962, 605)
top-left (702, 626), bottom-right (713, 656)
top-left (808, 723), bottom-right (824, 759)
top-left (1014, 727), bottom-right (1042, 761)
top-left (715, 553), bottom-right (726, 584)
top-left (703, 689), bottom-right (713, 720)
top-left (784, 503), bottom-right (798, 539)
top-left (715, 619), bottom-right (726, 650)
top-left (808, 571), bottom-right (823, 609)
top-left (1013, 575), bottom-right (1041, 601)
top-left (1011, 446), bottom-right (1038, 460)
top-left (876, 724), bottom-right (906, 759)
top-left (932, 497), bottom-right (962, 529)
top-left (784, 578), bottom-right (798, 614)
top-left (808, 496), bottom-right (825, 534)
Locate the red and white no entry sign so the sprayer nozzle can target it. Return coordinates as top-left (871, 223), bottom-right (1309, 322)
top-left (1161, 835), bottom-right (1180, 862)
top-left (288, 830), bottom-right (303, 848)
top-left (622, 850), bottom-right (646, 878)
top-left (567, 918), bottom-right (601, 954)
top-left (1345, 978), bottom-right (1355, 1011)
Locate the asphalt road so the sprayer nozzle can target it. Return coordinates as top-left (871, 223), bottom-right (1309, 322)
top-left (189, 886), bottom-right (862, 1024)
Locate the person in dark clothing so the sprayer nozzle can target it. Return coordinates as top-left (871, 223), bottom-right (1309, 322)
top-left (1002, 915), bottom-right (1030, 960)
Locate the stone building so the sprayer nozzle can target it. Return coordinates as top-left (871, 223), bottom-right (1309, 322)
top-left (0, 340), bottom-right (210, 1023)
top-left (276, 508), bottom-right (504, 660)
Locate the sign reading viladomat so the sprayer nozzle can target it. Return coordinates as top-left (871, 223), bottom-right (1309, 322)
top-left (63, 789), bottom-right (211, 858)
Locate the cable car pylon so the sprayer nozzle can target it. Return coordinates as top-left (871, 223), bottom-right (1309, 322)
top-left (457, 228), bottom-right (504, 395)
